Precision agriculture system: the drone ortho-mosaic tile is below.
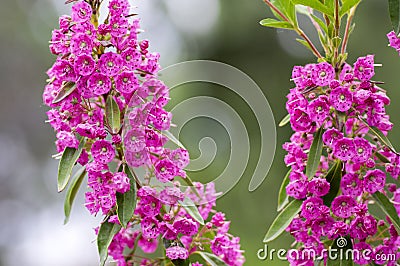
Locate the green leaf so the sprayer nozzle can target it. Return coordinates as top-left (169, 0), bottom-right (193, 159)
top-left (116, 166), bottom-right (137, 228)
top-left (264, 199), bottom-right (302, 243)
top-left (163, 130), bottom-right (186, 149)
top-left (322, 160), bottom-right (343, 206)
top-left (370, 126), bottom-right (395, 150)
top-left (339, 0), bottom-right (361, 17)
top-left (306, 127), bottom-right (324, 180)
top-left (178, 197), bottom-right (204, 225)
top-left (105, 95), bottom-right (121, 134)
top-left (177, 175), bottom-right (201, 198)
top-left (260, 18), bottom-right (294, 29)
top-left (278, 114), bottom-right (290, 127)
top-left (372, 191), bottom-right (400, 233)
top-left (310, 14), bottom-right (328, 33)
top-left (64, 166), bottom-right (86, 224)
top-left (268, 0), bottom-right (297, 25)
top-left (277, 168), bottom-right (292, 212)
top-left (290, 0), bottom-right (334, 16)
top-left (296, 38), bottom-right (313, 53)
top-left (196, 251), bottom-right (226, 266)
top-left (57, 137), bottom-right (85, 192)
top-left (325, 0), bottom-right (334, 10)
top-left (388, 0), bottom-right (400, 33)
top-left (326, 236), bottom-right (354, 266)
top-left (359, 117), bottom-right (396, 152)
top-left (52, 81), bottom-right (77, 104)
top-left (97, 222), bottom-right (122, 266)
top-left (375, 152), bottom-right (390, 163)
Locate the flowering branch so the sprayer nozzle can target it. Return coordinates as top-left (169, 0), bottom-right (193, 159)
top-left (43, 1), bottom-right (244, 265)
top-left (262, 1), bottom-right (400, 265)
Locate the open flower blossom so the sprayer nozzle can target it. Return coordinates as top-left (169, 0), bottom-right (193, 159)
top-left (44, 1), bottom-right (244, 265)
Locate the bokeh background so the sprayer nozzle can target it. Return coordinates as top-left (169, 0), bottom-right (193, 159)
top-left (1, 0), bottom-right (399, 265)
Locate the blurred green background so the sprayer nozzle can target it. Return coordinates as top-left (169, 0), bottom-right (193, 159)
top-left (0, 0), bottom-right (399, 265)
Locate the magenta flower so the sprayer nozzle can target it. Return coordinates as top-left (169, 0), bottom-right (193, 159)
top-left (173, 217), bottom-right (199, 236)
top-left (308, 178), bottom-right (330, 196)
top-left (166, 246), bottom-right (189, 260)
top-left (87, 73), bottom-right (111, 95)
top-left (154, 158), bottom-right (178, 182)
top-left (311, 62), bottom-right (335, 86)
top-left (286, 180), bottom-right (308, 199)
top-left (141, 217), bottom-right (160, 239)
top-left (339, 63), bottom-right (354, 82)
top-left (311, 216), bottom-right (334, 237)
top-left (71, 1), bottom-right (92, 23)
top-left (74, 54), bottom-right (95, 76)
top-left (301, 197), bottom-right (323, 220)
top-left (98, 52), bottom-right (123, 77)
top-left (354, 55), bottom-right (375, 81)
top-left (352, 137), bottom-right (372, 163)
top-left (115, 71), bottom-right (139, 94)
top-left (322, 128), bottom-right (343, 147)
top-left (121, 48), bottom-right (141, 70)
top-left (70, 33), bottom-right (93, 56)
top-left (159, 187), bottom-right (184, 205)
top-left (307, 97), bottom-right (330, 125)
top-left (331, 195), bottom-right (357, 218)
top-left (91, 140), bottom-right (115, 164)
top-left (353, 242), bottom-right (373, 265)
top-left (333, 137), bottom-right (355, 161)
top-left (124, 128), bottom-right (146, 152)
top-left (290, 108), bottom-right (312, 132)
top-left (363, 169), bottom-right (386, 193)
top-left (340, 173), bottom-right (363, 197)
top-left (112, 172), bottom-right (130, 193)
top-left (329, 86), bottom-right (353, 112)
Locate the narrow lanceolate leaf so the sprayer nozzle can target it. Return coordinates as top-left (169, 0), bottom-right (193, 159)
top-left (98, 222), bottom-right (122, 266)
top-left (375, 152), bottom-right (390, 163)
top-left (106, 95), bottom-right (121, 134)
top-left (322, 160), bottom-right (343, 206)
top-left (163, 130), bottom-right (186, 149)
top-left (370, 126), bottom-right (395, 150)
top-left (278, 114), bottom-right (290, 127)
top-left (388, 0), bottom-right (400, 33)
top-left (326, 236), bottom-right (354, 266)
top-left (259, 18), bottom-right (294, 30)
top-left (373, 191), bottom-right (400, 233)
top-left (116, 166), bottom-right (137, 228)
top-left (296, 38), bottom-right (313, 53)
top-left (277, 168), bottom-right (292, 212)
top-left (266, 0), bottom-right (297, 25)
top-left (310, 14), bottom-right (328, 33)
top-left (178, 197), bottom-right (204, 225)
top-left (264, 199), bottom-right (302, 243)
top-left (57, 137), bottom-right (85, 192)
top-left (52, 81), bottom-right (77, 104)
top-left (360, 117), bottom-right (396, 152)
top-left (306, 127), bottom-right (324, 180)
top-left (339, 0), bottom-right (361, 17)
top-left (196, 251), bottom-right (226, 266)
top-left (64, 166), bottom-right (86, 224)
top-left (290, 0), bottom-right (334, 17)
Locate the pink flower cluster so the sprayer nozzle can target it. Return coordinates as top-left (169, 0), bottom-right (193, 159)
top-left (283, 55), bottom-right (400, 265)
top-left (387, 31), bottom-right (400, 55)
top-left (44, 0), bottom-right (244, 265)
